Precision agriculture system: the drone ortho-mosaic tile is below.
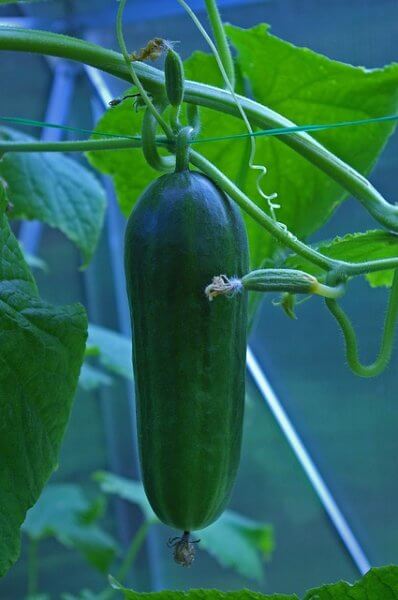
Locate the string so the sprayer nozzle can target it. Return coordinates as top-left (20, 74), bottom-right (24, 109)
top-left (0, 115), bottom-right (141, 141)
top-left (0, 113), bottom-right (397, 146)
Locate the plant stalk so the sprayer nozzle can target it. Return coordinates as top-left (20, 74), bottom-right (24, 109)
top-left (27, 538), bottom-right (39, 597)
top-left (101, 521), bottom-right (152, 600)
top-left (0, 27), bottom-right (396, 232)
top-left (204, 0), bottom-right (236, 89)
top-left (325, 269), bottom-right (398, 377)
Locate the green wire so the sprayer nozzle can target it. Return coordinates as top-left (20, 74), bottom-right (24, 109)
top-left (0, 113), bottom-right (397, 146)
top-left (325, 269), bottom-right (398, 377)
top-left (190, 113), bottom-right (398, 144)
top-left (0, 115), bottom-right (140, 140)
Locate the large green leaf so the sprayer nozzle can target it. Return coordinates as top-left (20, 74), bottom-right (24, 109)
top-left (112, 566), bottom-right (398, 600)
top-left (0, 127), bottom-right (106, 266)
top-left (304, 566), bottom-right (398, 599)
top-left (88, 27), bottom-right (398, 273)
top-left (95, 472), bottom-right (273, 581)
top-left (23, 483), bottom-right (118, 573)
top-left (285, 230), bottom-right (398, 287)
top-left (225, 24), bottom-right (398, 267)
top-left (112, 583), bottom-right (295, 600)
top-left (0, 209), bottom-right (87, 576)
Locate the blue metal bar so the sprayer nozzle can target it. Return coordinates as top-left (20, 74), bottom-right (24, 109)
top-left (86, 63), bottom-right (165, 591)
top-left (18, 60), bottom-right (77, 254)
top-left (246, 346), bottom-right (371, 575)
top-left (0, 1), bottom-right (260, 31)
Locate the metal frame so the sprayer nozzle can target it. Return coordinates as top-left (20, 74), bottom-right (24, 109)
top-left (0, 0), bottom-right (262, 30)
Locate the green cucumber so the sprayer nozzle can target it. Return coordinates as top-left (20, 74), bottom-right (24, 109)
top-left (124, 169), bottom-right (249, 536)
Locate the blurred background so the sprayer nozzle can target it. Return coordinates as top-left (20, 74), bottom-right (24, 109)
top-left (0, 0), bottom-right (397, 598)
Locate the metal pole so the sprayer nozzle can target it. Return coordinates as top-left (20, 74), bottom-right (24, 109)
top-left (246, 346), bottom-right (371, 575)
top-left (18, 60), bottom-right (77, 254)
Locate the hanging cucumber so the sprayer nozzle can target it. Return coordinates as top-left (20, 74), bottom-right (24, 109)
top-left (124, 167), bottom-right (249, 562)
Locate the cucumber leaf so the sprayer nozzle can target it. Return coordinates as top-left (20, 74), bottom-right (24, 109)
top-left (0, 208), bottom-right (87, 576)
top-left (112, 566), bottom-right (398, 600)
top-left (88, 26), bottom-right (398, 274)
top-left (0, 127), bottom-right (106, 266)
top-left (23, 483), bottom-right (118, 573)
top-left (285, 230), bottom-right (398, 287)
top-left (225, 24), bottom-right (398, 268)
top-left (88, 324), bottom-right (133, 380)
top-left (113, 587), bottom-right (294, 600)
top-left (303, 566), bottom-right (398, 599)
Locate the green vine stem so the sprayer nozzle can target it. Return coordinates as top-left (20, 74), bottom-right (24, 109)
top-left (325, 269), bottom-right (398, 377)
top-left (190, 148), bottom-right (398, 278)
top-left (186, 103), bottom-right (201, 135)
top-left (101, 521), bottom-right (153, 600)
top-left (0, 137), bottom-right (146, 153)
top-left (142, 105), bottom-right (175, 172)
top-left (178, 0), bottom-right (280, 221)
top-left (116, 0), bottom-right (173, 140)
top-left (0, 27), bottom-right (396, 232)
top-left (204, 0), bottom-right (236, 90)
top-left (27, 538), bottom-right (39, 597)
top-left (175, 126), bottom-right (193, 172)
top-left (1, 131), bottom-right (398, 280)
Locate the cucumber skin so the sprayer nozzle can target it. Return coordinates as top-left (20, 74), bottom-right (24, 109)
top-left (125, 170), bottom-right (249, 532)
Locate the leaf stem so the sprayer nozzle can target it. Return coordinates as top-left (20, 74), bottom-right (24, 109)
top-left (0, 27), bottom-right (396, 232)
top-left (325, 269), bottom-right (398, 377)
top-left (190, 149), bottom-right (337, 271)
top-left (101, 521), bottom-right (152, 600)
top-left (0, 137), bottom-right (147, 153)
top-left (27, 538), bottom-right (39, 597)
top-left (204, 0), bottom-right (235, 90)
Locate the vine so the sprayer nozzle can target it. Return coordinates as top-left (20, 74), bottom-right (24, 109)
top-left (0, 3), bottom-right (397, 377)
top-left (1, 27), bottom-right (397, 232)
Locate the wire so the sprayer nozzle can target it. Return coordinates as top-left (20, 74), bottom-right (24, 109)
top-left (0, 112), bottom-right (397, 146)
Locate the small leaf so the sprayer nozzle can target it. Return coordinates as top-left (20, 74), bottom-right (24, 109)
top-left (0, 127), bottom-right (106, 266)
top-left (21, 249), bottom-right (48, 273)
top-left (199, 511), bottom-right (274, 581)
top-left (285, 230), bottom-right (398, 287)
top-left (23, 483), bottom-right (118, 573)
top-left (78, 363), bottom-right (113, 391)
top-left (88, 324), bottom-right (133, 380)
top-left (94, 472), bottom-right (156, 522)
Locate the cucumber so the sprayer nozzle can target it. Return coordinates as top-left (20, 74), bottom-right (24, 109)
top-left (124, 170), bottom-right (249, 535)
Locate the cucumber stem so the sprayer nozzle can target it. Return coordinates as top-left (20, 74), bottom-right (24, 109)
top-left (175, 127), bottom-right (193, 172)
